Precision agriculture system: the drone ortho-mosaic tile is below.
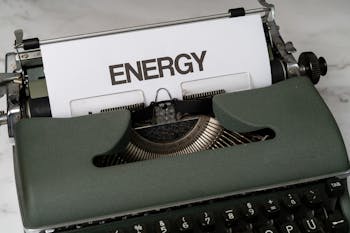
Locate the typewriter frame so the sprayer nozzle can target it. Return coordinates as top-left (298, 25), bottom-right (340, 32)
top-left (1, 1), bottom-right (349, 233)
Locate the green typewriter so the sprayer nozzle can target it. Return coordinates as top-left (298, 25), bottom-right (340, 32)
top-left (0, 1), bottom-right (349, 233)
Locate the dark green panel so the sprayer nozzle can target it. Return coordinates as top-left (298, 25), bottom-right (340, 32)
top-left (13, 77), bottom-right (349, 229)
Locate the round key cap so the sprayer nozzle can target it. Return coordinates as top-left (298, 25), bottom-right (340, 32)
top-left (280, 222), bottom-right (301, 233)
top-left (155, 219), bottom-right (171, 233)
top-left (259, 225), bottom-right (278, 233)
top-left (241, 201), bottom-right (258, 219)
top-left (282, 193), bottom-right (300, 210)
top-left (223, 208), bottom-right (239, 226)
top-left (303, 189), bottom-right (323, 207)
top-left (300, 217), bottom-right (323, 233)
top-left (176, 216), bottom-right (193, 232)
top-left (263, 198), bottom-right (280, 218)
top-left (131, 224), bottom-right (147, 233)
top-left (326, 178), bottom-right (345, 197)
top-left (326, 212), bottom-right (349, 233)
top-left (198, 211), bottom-right (215, 231)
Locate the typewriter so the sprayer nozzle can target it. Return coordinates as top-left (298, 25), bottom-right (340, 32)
top-left (0, 1), bottom-right (349, 233)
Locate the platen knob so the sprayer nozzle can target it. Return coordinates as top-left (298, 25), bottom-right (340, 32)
top-left (298, 52), bottom-right (327, 84)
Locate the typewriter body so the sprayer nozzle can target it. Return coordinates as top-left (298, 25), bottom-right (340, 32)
top-left (0, 1), bottom-right (349, 233)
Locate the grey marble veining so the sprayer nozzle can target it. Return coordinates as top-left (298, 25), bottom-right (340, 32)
top-left (0, 1), bottom-right (350, 232)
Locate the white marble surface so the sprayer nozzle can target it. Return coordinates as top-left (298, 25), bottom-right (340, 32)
top-left (0, 1), bottom-right (349, 232)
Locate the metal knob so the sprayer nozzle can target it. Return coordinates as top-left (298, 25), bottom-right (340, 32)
top-left (298, 52), bottom-right (327, 84)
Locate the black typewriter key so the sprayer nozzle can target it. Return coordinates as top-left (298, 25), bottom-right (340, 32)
top-left (282, 193), bottom-right (301, 210)
top-left (241, 201), bottom-right (258, 219)
top-left (131, 224), bottom-right (147, 233)
top-left (223, 208), bottom-right (239, 226)
top-left (259, 225), bottom-right (279, 233)
top-left (326, 178), bottom-right (345, 197)
top-left (176, 216), bottom-right (193, 232)
top-left (280, 222), bottom-right (301, 233)
top-left (300, 217), bottom-right (322, 233)
top-left (326, 212), bottom-right (349, 233)
top-left (155, 219), bottom-right (171, 233)
top-left (198, 211), bottom-right (215, 231)
top-left (263, 199), bottom-right (280, 218)
top-left (303, 189), bottom-right (323, 207)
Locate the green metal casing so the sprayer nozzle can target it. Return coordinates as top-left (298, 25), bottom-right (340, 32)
top-left (13, 77), bottom-right (350, 230)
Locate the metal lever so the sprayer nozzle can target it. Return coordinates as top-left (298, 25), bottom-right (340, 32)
top-left (257, 0), bottom-right (275, 21)
top-left (0, 73), bottom-right (21, 98)
top-left (14, 29), bottom-right (23, 47)
top-left (0, 73), bottom-right (21, 85)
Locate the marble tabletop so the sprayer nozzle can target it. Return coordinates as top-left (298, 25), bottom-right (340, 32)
top-left (0, 0), bottom-right (349, 232)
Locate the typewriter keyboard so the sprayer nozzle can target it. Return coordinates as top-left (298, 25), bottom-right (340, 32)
top-left (58, 178), bottom-right (349, 233)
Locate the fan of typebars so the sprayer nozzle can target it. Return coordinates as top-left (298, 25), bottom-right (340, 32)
top-left (94, 115), bottom-right (272, 167)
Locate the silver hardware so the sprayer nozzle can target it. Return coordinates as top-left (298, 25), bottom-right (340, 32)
top-left (257, 0), bottom-right (275, 22)
top-left (0, 73), bottom-right (21, 85)
top-left (285, 42), bottom-right (297, 53)
top-left (6, 82), bottom-right (21, 137)
top-left (0, 73), bottom-right (21, 98)
top-left (153, 102), bottom-right (176, 124)
top-left (6, 106), bottom-right (21, 137)
top-left (100, 103), bottom-right (145, 113)
top-left (258, 1), bottom-right (301, 77)
top-left (155, 88), bottom-right (173, 103)
top-left (16, 50), bottom-right (42, 61)
top-left (154, 88), bottom-right (175, 124)
top-left (183, 90), bottom-right (225, 100)
top-left (14, 29), bottom-right (23, 48)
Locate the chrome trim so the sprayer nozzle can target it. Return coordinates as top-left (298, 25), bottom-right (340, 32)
top-left (257, 0), bottom-right (275, 21)
top-left (23, 169), bottom-right (350, 233)
top-left (256, 0), bottom-right (301, 78)
top-left (16, 50), bottom-right (42, 61)
top-left (0, 73), bottom-right (21, 85)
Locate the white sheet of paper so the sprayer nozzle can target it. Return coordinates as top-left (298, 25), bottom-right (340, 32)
top-left (41, 14), bottom-right (271, 117)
